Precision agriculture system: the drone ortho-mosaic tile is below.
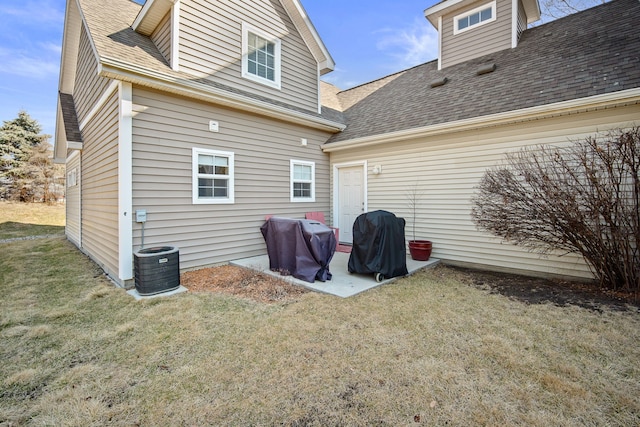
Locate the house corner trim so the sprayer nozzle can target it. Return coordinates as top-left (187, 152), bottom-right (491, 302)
top-left (118, 81), bottom-right (134, 282)
top-left (511, 0), bottom-right (518, 48)
top-left (437, 16), bottom-right (443, 70)
top-left (171, 0), bottom-right (180, 71)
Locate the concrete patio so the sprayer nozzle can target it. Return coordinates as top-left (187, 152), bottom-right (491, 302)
top-left (231, 252), bottom-right (440, 298)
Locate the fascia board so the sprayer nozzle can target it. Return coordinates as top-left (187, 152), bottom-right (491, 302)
top-left (132, 0), bottom-right (175, 36)
top-left (424, 0), bottom-right (466, 27)
top-left (58, 0), bottom-right (80, 93)
top-left (55, 0), bottom-right (87, 162)
top-left (523, 0), bottom-right (541, 23)
top-left (54, 100), bottom-right (83, 163)
top-left (321, 88), bottom-right (640, 152)
top-left (54, 102), bottom-right (68, 162)
top-left (99, 58), bottom-right (345, 132)
top-left (281, 0), bottom-right (335, 74)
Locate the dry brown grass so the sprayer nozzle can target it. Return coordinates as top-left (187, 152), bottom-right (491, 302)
top-left (1, 233), bottom-right (639, 426)
top-left (0, 201), bottom-right (65, 239)
top-left (1, 201), bottom-right (639, 425)
top-left (181, 264), bottom-right (309, 303)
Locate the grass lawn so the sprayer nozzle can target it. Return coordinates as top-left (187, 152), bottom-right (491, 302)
top-left (0, 201), bottom-right (65, 239)
top-left (1, 204), bottom-right (639, 425)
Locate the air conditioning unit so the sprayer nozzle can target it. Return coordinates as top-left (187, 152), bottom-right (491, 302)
top-left (134, 246), bottom-right (180, 296)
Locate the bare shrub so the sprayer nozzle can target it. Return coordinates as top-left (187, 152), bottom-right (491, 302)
top-left (471, 127), bottom-right (640, 294)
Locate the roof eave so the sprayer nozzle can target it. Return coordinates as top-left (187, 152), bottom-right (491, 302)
top-left (132, 0), bottom-right (175, 36)
top-left (54, 100), bottom-right (83, 163)
top-left (100, 58), bottom-right (345, 132)
top-left (54, 103), bottom-right (67, 163)
top-left (321, 88), bottom-right (640, 152)
top-left (55, 0), bottom-right (90, 161)
top-left (281, 0), bottom-right (335, 74)
top-left (522, 0), bottom-right (541, 23)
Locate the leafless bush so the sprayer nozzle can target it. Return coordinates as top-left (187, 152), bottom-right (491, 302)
top-left (471, 127), bottom-right (639, 293)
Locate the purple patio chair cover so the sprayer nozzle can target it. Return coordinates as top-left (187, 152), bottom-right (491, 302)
top-left (348, 210), bottom-right (408, 279)
top-left (260, 217), bottom-right (336, 283)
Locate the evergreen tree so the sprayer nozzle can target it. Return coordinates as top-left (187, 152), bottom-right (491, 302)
top-left (0, 111), bottom-right (59, 202)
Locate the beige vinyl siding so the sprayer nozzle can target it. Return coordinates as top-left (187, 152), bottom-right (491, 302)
top-left (329, 104), bottom-right (640, 280)
top-left (442, 0), bottom-right (513, 69)
top-left (80, 90), bottom-right (120, 280)
top-left (65, 154), bottom-right (81, 246)
top-left (73, 26), bottom-right (112, 123)
top-left (131, 87), bottom-right (333, 271)
top-left (151, 11), bottom-right (172, 64)
top-left (178, 0), bottom-right (319, 113)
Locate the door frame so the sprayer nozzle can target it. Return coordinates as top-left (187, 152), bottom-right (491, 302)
top-left (332, 161), bottom-right (368, 239)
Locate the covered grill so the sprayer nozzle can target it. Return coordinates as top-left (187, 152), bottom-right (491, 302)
top-left (348, 210), bottom-right (408, 282)
top-left (260, 217), bottom-right (336, 283)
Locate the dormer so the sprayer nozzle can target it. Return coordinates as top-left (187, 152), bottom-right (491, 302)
top-left (131, 0), bottom-right (335, 114)
top-left (425, 0), bottom-right (541, 70)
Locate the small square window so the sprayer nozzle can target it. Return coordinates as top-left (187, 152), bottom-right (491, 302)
top-left (193, 148), bottom-right (234, 204)
top-left (290, 160), bottom-right (315, 202)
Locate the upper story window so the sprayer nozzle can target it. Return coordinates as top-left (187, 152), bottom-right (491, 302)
top-left (192, 147), bottom-right (235, 204)
top-left (290, 160), bottom-right (315, 202)
top-left (242, 23), bottom-right (281, 90)
top-left (453, 1), bottom-right (496, 35)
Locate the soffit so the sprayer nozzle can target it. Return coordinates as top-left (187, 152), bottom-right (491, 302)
top-left (132, 0), bottom-right (175, 36)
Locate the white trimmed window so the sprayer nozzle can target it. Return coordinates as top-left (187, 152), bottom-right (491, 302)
top-left (242, 22), bottom-right (281, 89)
top-left (290, 160), bottom-right (315, 202)
top-left (454, 1), bottom-right (496, 34)
top-left (192, 148), bottom-right (234, 204)
top-left (67, 168), bottom-right (77, 187)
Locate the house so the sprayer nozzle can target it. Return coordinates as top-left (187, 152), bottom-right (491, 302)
top-left (55, 0), bottom-right (640, 287)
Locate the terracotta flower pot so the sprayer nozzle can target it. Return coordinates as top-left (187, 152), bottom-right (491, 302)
top-left (408, 240), bottom-right (432, 261)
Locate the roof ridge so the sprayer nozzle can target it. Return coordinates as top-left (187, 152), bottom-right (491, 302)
top-left (337, 59), bottom-right (438, 94)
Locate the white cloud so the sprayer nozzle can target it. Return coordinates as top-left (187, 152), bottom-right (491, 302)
top-left (0, 48), bottom-right (58, 79)
top-left (39, 41), bottom-right (62, 55)
top-left (0, 0), bottom-right (65, 25)
top-left (375, 18), bottom-right (439, 70)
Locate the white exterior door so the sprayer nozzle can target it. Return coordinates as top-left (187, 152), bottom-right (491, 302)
top-left (336, 165), bottom-right (365, 244)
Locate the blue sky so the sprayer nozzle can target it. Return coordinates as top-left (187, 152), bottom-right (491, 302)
top-left (0, 0), bottom-right (442, 142)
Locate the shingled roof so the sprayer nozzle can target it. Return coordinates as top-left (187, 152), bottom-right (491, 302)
top-left (69, 0), bottom-right (344, 130)
top-left (58, 93), bottom-right (82, 144)
top-left (326, 0), bottom-right (640, 144)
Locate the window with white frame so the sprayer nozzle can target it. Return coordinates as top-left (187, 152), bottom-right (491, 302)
top-left (67, 168), bottom-right (77, 187)
top-left (242, 22), bottom-right (281, 89)
top-left (454, 1), bottom-right (496, 34)
top-left (192, 148), bottom-right (234, 204)
top-left (290, 160), bottom-right (315, 202)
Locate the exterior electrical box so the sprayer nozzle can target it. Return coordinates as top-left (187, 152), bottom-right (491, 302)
top-left (135, 210), bottom-right (147, 223)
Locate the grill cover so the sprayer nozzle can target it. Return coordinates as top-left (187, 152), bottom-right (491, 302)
top-left (260, 217), bottom-right (336, 283)
top-left (348, 210), bottom-right (408, 279)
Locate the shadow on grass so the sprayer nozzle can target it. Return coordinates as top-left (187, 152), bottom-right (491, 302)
top-left (0, 222), bottom-right (65, 240)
